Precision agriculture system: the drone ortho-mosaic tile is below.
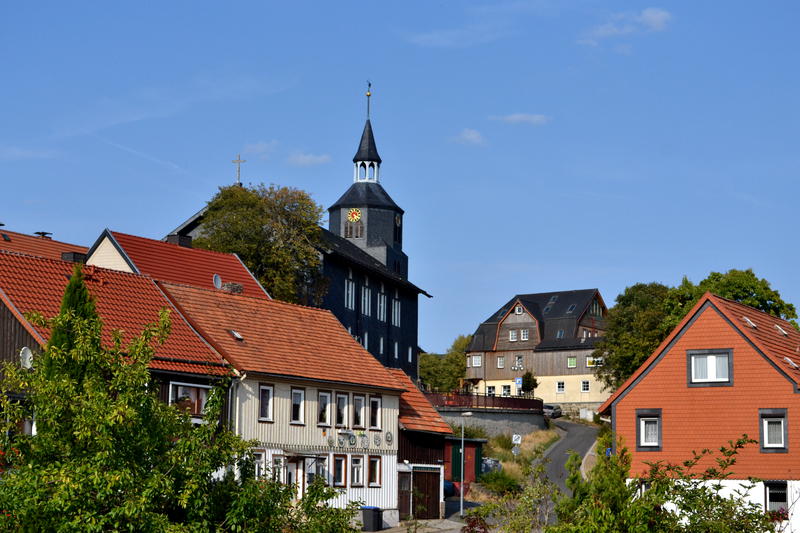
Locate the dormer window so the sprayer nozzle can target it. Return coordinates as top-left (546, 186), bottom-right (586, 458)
top-left (514, 305), bottom-right (523, 315)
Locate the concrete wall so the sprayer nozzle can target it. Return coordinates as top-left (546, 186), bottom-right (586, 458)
top-left (437, 407), bottom-right (547, 437)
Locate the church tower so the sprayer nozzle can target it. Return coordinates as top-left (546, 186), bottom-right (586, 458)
top-left (329, 87), bottom-right (408, 279)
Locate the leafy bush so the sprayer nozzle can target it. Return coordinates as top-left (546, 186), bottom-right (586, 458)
top-left (492, 433), bottom-right (514, 451)
top-left (449, 423), bottom-right (489, 440)
top-left (479, 470), bottom-right (521, 495)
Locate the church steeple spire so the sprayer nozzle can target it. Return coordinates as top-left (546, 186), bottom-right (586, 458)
top-left (353, 83), bottom-right (381, 182)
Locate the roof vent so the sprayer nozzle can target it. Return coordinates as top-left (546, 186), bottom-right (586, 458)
top-left (34, 231), bottom-right (52, 240)
top-left (743, 316), bottom-right (757, 329)
top-left (212, 273), bottom-right (222, 289)
top-left (784, 357), bottom-right (799, 369)
top-left (775, 324), bottom-right (789, 337)
top-left (229, 329), bottom-right (244, 341)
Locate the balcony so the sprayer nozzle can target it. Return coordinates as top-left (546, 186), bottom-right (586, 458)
top-left (423, 392), bottom-right (543, 413)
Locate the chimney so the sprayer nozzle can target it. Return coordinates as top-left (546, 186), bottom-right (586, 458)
top-left (61, 251), bottom-right (87, 263)
top-left (166, 234), bottom-right (192, 248)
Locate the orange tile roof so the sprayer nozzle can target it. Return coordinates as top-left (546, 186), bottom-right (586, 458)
top-left (98, 230), bottom-right (269, 299)
top-left (159, 282), bottom-right (403, 391)
top-left (0, 251), bottom-right (229, 376)
top-left (0, 229), bottom-right (87, 261)
top-left (387, 369), bottom-right (452, 435)
top-left (599, 292), bottom-right (800, 414)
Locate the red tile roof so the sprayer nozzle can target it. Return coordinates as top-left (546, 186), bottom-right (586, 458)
top-left (0, 229), bottom-right (87, 261)
top-left (98, 230), bottom-right (269, 299)
top-left (0, 251), bottom-right (229, 376)
top-left (159, 282), bottom-right (403, 391)
top-left (599, 292), bottom-right (800, 414)
top-left (387, 369), bottom-right (452, 435)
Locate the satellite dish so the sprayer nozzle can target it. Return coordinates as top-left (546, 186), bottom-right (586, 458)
top-left (20, 347), bottom-right (33, 369)
top-left (212, 273), bottom-right (222, 289)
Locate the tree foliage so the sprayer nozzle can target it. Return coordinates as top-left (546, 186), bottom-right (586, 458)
top-left (550, 432), bottom-right (775, 533)
top-left (596, 269), bottom-right (798, 389)
top-left (418, 334), bottom-right (471, 391)
top-left (0, 267), bottom-right (358, 531)
top-left (520, 371), bottom-right (538, 395)
top-left (194, 184), bottom-right (327, 305)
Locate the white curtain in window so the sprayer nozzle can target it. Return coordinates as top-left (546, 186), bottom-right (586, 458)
top-left (715, 354), bottom-right (729, 380)
top-left (767, 419), bottom-right (783, 445)
top-left (693, 355), bottom-right (708, 380)
top-left (644, 419), bottom-right (658, 444)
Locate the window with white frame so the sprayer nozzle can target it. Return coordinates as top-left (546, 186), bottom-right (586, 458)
top-left (688, 349), bottom-right (732, 386)
top-left (521, 329), bottom-right (529, 341)
top-left (351, 455), bottom-right (364, 487)
top-left (369, 396), bottom-right (381, 429)
top-left (556, 381), bottom-right (565, 393)
top-left (581, 380), bottom-right (590, 393)
top-left (509, 330), bottom-right (518, 342)
top-left (368, 456), bottom-right (381, 486)
top-left (497, 356), bottom-right (505, 369)
top-left (318, 391), bottom-right (331, 426)
top-left (392, 297), bottom-right (401, 327)
top-left (361, 279), bottom-right (372, 316)
top-left (379, 336), bottom-right (384, 355)
top-left (567, 356), bottom-right (577, 369)
top-left (502, 385), bottom-right (511, 397)
top-left (394, 341), bottom-right (399, 359)
top-left (556, 329), bottom-right (565, 339)
top-left (586, 356), bottom-right (602, 368)
top-left (765, 481), bottom-right (788, 513)
top-left (253, 451), bottom-right (265, 478)
top-left (636, 409), bottom-right (662, 450)
top-left (290, 388), bottom-right (305, 424)
top-left (472, 355), bottom-right (482, 367)
top-left (305, 456), bottom-right (326, 486)
top-left (362, 331), bottom-right (368, 350)
top-left (272, 456), bottom-right (285, 482)
top-left (407, 346), bottom-right (413, 363)
top-left (335, 393), bottom-right (348, 427)
top-left (170, 382), bottom-right (211, 418)
top-left (344, 272), bottom-right (355, 310)
top-left (466, 355), bottom-right (471, 368)
top-left (760, 409), bottom-right (787, 452)
top-left (377, 285), bottom-right (387, 321)
top-left (487, 386), bottom-right (496, 396)
top-left (333, 455), bottom-right (347, 487)
top-left (352, 395), bottom-right (365, 428)
top-left (258, 384), bottom-right (274, 421)
top-left (514, 305), bottom-right (523, 315)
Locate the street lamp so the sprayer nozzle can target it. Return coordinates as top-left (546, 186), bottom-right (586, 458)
top-left (460, 411), bottom-right (473, 518)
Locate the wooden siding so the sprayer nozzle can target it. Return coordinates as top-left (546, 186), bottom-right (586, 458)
top-left (86, 237), bottom-right (134, 273)
top-left (616, 306), bottom-right (800, 479)
top-left (0, 301), bottom-right (40, 365)
top-left (398, 430), bottom-right (445, 464)
top-left (467, 347), bottom-right (598, 381)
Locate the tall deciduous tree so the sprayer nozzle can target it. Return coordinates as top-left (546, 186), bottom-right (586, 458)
top-left (595, 269), bottom-right (798, 390)
top-left (419, 334), bottom-right (471, 392)
top-left (194, 184), bottom-right (327, 305)
top-left (0, 267), bottom-right (358, 531)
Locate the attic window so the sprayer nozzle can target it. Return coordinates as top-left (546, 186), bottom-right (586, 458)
top-left (556, 329), bottom-right (565, 339)
top-left (543, 306), bottom-right (551, 314)
top-left (548, 295), bottom-right (558, 304)
top-left (1, 233), bottom-right (10, 242)
top-left (566, 304), bottom-right (577, 314)
top-left (775, 324), bottom-right (789, 337)
top-left (743, 316), bottom-right (757, 329)
top-left (229, 329), bottom-right (244, 341)
top-left (514, 305), bottom-right (523, 315)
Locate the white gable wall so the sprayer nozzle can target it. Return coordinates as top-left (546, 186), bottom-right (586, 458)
top-left (86, 237), bottom-right (133, 273)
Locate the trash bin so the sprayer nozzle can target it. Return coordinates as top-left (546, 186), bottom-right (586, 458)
top-left (361, 506), bottom-right (382, 531)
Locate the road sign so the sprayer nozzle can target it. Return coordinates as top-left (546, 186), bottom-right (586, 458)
top-left (511, 445), bottom-right (521, 456)
top-left (512, 434), bottom-right (522, 445)
top-left (514, 377), bottom-right (523, 387)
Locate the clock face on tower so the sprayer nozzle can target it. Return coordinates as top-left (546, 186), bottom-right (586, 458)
top-left (347, 208), bottom-right (362, 223)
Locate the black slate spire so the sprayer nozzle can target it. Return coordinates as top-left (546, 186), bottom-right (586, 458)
top-left (353, 119), bottom-right (382, 164)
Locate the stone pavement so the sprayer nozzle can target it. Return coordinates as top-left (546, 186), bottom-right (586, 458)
top-left (381, 518), bottom-right (465, 532)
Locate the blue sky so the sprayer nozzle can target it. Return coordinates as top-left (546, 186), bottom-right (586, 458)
top-left (2, 1), bottom-right (799, 353)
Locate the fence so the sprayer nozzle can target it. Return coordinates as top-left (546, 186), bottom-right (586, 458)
top-left (423, 392), bottom-right (543, 412)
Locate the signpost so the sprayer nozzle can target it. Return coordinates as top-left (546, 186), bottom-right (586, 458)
top-left (512, 434), bottom-right (522, 445)
top-left (512, 445), bottom-right (521, 456)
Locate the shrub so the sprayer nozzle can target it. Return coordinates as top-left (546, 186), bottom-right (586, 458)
top-left (479, 470), bottom-right (521, 495)
top-left (492, 433), bottom-right (514, 451)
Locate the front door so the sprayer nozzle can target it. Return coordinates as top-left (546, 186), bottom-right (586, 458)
top-left (398, 472), bottom-right (412, 520)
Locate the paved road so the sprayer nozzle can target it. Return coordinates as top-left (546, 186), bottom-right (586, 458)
top-left (544, 420), bottom-right (598, 495)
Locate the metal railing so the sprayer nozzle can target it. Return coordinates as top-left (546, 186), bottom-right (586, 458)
top-left (423, 392), bottom-right (543, 412)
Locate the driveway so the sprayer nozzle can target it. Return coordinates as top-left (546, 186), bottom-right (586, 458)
top-left (544, 419), bottom-right (598, 495)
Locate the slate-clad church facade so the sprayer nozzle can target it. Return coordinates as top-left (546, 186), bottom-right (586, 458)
top-left (169, 112), bottom-right (429, 380)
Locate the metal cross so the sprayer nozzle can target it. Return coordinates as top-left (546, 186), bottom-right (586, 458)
top-left (232, 153), bottom-right (246, 185)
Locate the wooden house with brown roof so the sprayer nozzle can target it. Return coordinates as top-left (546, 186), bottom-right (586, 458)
top-left (599, 293), bottom-right (800, 527)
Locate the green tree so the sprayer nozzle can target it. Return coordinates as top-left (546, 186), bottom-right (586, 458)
top-left (520, 371), bottom-right (538, 396)
top-left (596, 269), bottom-right (798, 389)
top-left (0, 267), bottom-right (358, 531)
top-left (419, 334), bottom-right (471, 391)
top-left (550, 433), bottom-right (774, 533)
top-left (194, 184), bottom-right (327, 305)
